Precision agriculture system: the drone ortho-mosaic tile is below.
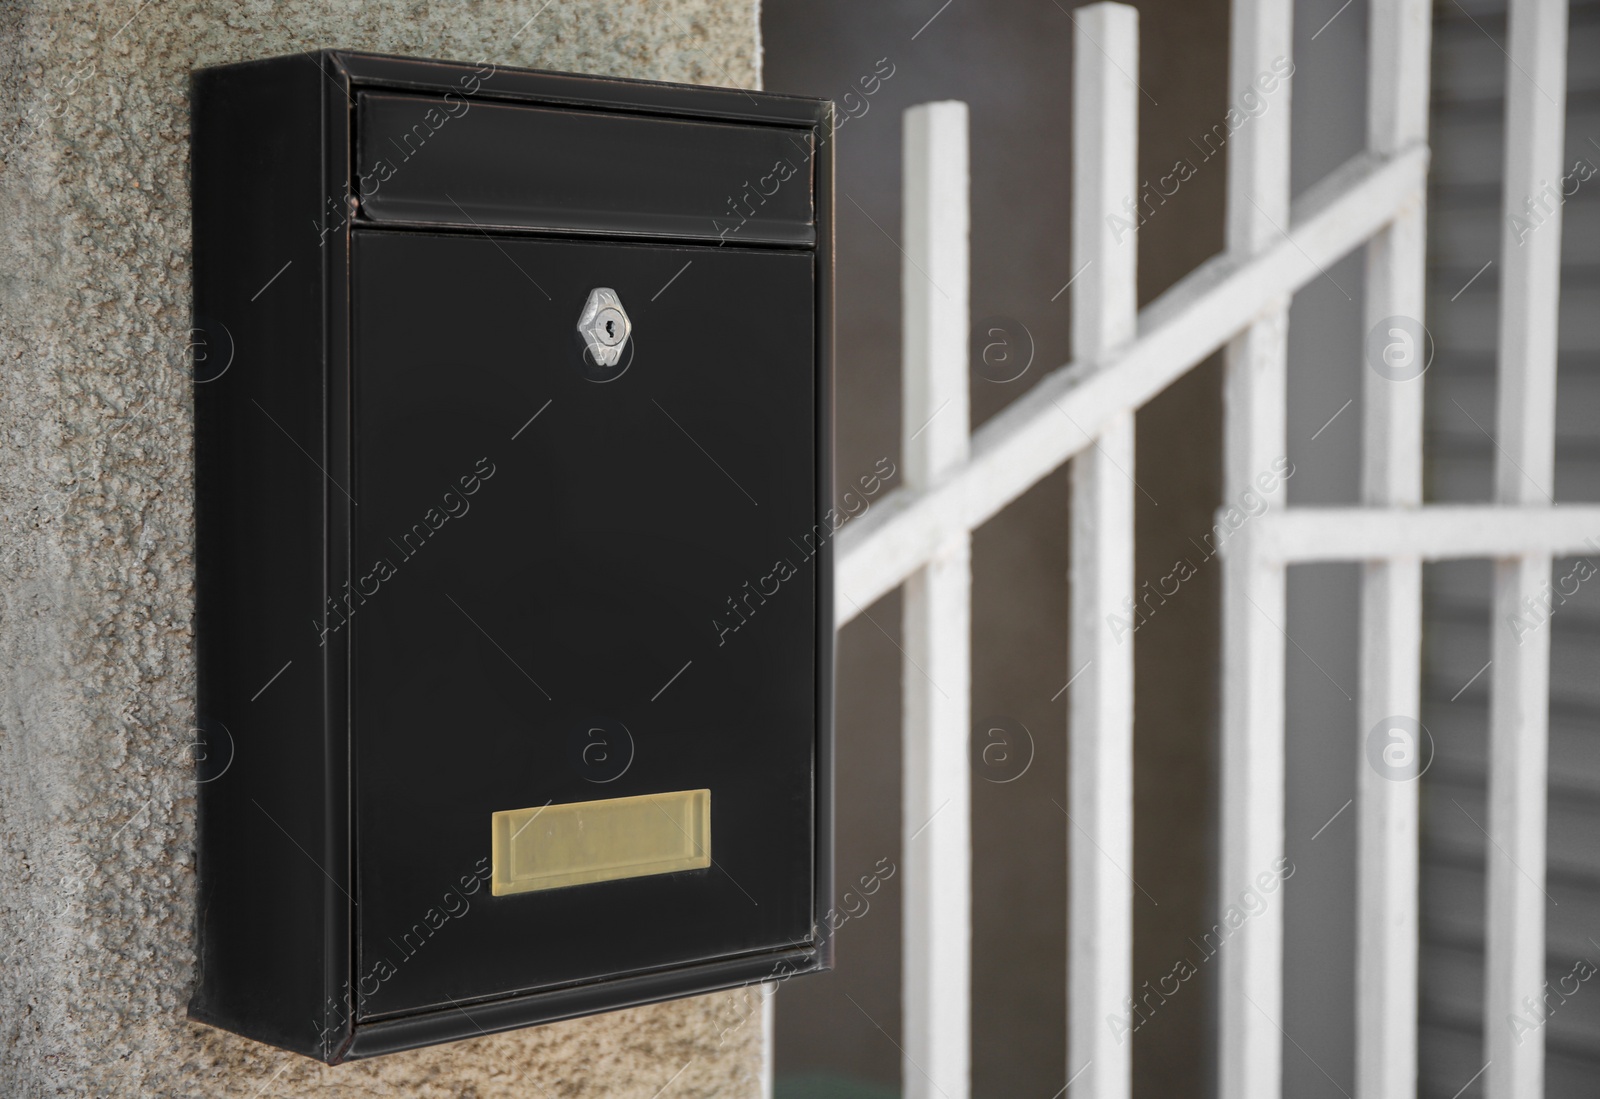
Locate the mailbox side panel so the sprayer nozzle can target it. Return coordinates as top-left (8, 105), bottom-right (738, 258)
top-left (813, 100), bottom-right (836, 977)
top-left (190, 56), bottom-right (349, 1059)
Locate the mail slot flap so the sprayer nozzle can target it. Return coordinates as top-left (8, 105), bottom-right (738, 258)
top-left (355, 92), bottom-right (815, 245)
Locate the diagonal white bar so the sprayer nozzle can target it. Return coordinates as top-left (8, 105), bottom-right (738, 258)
top-left (1357, 2), bottom-right (1431, 1096)
top-left (835, 146), bottom-right (1428, 629)
top-left (899, 99), bottom-right (971, 1099)
top-left (1486, 2), bottom-right (1568, 1097)
top-left (1066, 6), bottom-right (1139, 1098)
top-left (1219, 0), bottom-right (1292, 1096)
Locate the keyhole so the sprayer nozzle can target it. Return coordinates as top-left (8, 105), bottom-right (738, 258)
top-left (605, 320), bottom-right (616, 338)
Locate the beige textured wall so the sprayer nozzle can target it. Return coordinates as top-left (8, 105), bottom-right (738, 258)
top-left (0, 2), bottom-right (766, 1095)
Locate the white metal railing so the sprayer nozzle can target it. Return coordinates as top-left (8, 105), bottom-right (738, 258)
top-left (824, 0), bottom-right (1580, 1096)
top-left (1484, 5), bottom-right (1568, 1098)
top-left (1066, 9), bottom-right (1138, 1099)
top-left (897, 98), bottom-right (972, 1096)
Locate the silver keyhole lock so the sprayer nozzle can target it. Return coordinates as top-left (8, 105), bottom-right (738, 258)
top-left (577, 288), bottom-right (632, 367)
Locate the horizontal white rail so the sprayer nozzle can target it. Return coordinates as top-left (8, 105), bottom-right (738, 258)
top-left (1241, 505), bottom-right (1600, 563)
top-left (835, 145), bottom-right (1429, 626)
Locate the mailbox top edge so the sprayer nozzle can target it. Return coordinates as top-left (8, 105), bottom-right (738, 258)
top-left (192, 48), bottom-right (833, 130)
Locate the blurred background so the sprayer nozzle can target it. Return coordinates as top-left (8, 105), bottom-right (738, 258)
top-left (758, 1), bottom-right (1600, 1096)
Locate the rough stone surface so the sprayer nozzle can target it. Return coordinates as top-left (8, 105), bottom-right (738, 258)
top-left (0, 2), bottom-right (765, 1095)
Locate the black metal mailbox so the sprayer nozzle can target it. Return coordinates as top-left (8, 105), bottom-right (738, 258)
top-left (189, 50), bottom-right (833, 1062)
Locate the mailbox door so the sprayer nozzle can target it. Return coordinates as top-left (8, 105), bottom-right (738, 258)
top-left (348, 229), bottom-right (818, 1019)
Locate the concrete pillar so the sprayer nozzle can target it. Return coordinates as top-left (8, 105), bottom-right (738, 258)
top-left (0, 3), bottom-right (768, 1094)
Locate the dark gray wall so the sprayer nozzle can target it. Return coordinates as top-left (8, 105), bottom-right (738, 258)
top-left (764, 0), bottom-right (1600, 1096)
top-left (762, 1), bottom-right (1230, 1094)
top-left (1280, 2), bottom-right (1365, 1098)
top-left (1417, 3), bottom-right (1600, 1096)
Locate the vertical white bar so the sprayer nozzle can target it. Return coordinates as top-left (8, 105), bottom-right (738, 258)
top-left (760, 983), bottom-right (776, 1099)
top-left (1486, 3), bottom-right (1567, 1097)
top-left (901, 100), bottom-right (971, 1099)
top-left (1219, 0), bottom-right (1292, 1096)
top-left (1357, 2), bottom-right (1431, 1097)
top-left (1066, 6), bottom-right (1139, 1097)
